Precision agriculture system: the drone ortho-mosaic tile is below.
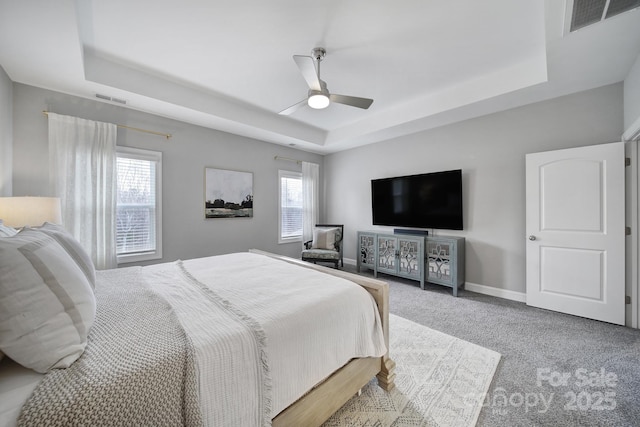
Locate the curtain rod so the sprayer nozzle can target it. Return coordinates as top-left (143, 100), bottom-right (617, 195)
top-left (43, 111), bottom-right (172, 139)
top-left (274, 155), bottom-right (302, 164)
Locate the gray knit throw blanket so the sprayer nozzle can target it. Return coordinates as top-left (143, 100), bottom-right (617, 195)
top-left (18, 267), bottom-right (203, 427)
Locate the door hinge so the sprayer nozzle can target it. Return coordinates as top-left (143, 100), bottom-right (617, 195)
top-left (626, 157), bottom-right (631, 167)
top-left (626, 295), bottom-right (631, 304)
top-left (626, 226), bottom-right (632, 236)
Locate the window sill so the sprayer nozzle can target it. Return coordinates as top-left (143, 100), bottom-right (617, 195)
top-left (117, 250), bottom-right (162, 265)
top-left (278, 236), bottom-right (302, 245)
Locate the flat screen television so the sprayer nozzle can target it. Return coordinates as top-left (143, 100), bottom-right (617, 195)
top-left (371, 169), bottom-right (463, 230)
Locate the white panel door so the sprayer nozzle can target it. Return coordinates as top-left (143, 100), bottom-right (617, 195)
top-left (526, 142), bottom-right (625, 325)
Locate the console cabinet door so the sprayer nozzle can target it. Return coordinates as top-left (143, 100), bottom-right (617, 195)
top-left (426, 238), bottom-right (455, 286)
top-left (376, 235), bottom-right (398, 275)
top-left (357, 232), bottom-right (377, 271)
top-left (397, 236), bottom-right (423, 282)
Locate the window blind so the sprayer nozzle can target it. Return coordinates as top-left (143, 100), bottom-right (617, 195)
top-left (116, 156), bottom-right (157, 255)
top-left (280, 174), bottom-right (303, 239)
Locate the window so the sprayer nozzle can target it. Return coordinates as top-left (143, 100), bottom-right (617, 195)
top-left (116, 147), bottom-right (162, 263)
top-left (279, 170), bottom-right (303, 243)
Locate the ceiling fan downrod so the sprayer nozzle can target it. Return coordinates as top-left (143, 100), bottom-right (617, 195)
top-left (307, 47), bottom-right (329, 109)
top-left (311, 47), bottom-right (326, 78)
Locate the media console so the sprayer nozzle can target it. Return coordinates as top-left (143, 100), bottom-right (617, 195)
top-left (357, 231), bottom-right (465, 297)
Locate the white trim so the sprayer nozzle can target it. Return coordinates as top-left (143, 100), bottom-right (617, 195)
top-left (623, 115), bottom-right (640, 142)
top-left (631, 140), bottom-right (640, 328)
top-left (463, 281), bottom-right (527, 303)
top-left (344, 256), bottom-right (527, 303)
top-left (636, 142), bottom-right (640, 329)
top-left (279, 236), bottom-right (302, 245)
top-left (344, 257), bottom-right (357, 266)
top-left (278, 169), bottom-right (303, 244)
top-left (562, 0), bottom-right (574, 36)
top-left (116, 146), bottom-right (163, 264)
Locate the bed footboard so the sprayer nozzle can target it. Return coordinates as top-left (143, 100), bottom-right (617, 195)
top-left (249, 249), bottom-right (396, 426)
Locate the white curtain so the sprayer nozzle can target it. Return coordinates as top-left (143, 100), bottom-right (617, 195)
top-left (48, 113), bottom-right (118, 269)
top-left (302, 161), bottom-right (319, 244)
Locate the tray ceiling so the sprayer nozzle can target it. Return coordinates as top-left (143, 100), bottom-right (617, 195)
top-left (1, 0), bottom-right (639, 153)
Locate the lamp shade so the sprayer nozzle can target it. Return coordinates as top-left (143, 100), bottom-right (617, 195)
top-left (0, 197), bottom-right (62, 228)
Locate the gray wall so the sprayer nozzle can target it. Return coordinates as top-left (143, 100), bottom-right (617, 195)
top-left (324, 83), bottom-right (624, 294)
top-left (624, 53), bottom-right (640, 133)
top-left (0, 66), bottom-right (12, 196)
top-left (8, 81), bottom-right (627, 290)
top-left (12, 83), bottom-right (323, 262)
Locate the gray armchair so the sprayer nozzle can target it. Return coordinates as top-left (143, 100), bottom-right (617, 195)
top-left (301, 224), bottom-right (344, 269)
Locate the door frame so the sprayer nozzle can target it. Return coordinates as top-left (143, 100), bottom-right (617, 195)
top-left (626, 140), bottom-right (639, 328)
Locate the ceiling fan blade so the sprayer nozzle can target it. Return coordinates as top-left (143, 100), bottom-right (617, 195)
top-left (278, 98), bottom-right (308, 115)
top-left (329, 94), bottom-right (374, 109)
top-left (293, 55), bottom-right (321, 91)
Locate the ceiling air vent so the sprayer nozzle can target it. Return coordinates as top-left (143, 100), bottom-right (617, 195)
top-left (570, 0), bottom-right (640, 31)
top-left (95, 93), bottom-right (127, 105)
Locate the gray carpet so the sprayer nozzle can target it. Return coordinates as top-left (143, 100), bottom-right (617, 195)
top-left (343, 264), bottom-right (640, 427)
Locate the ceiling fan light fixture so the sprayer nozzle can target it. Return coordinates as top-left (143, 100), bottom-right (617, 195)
top-left (278, 48), bottom-right (373, 116)
top-left (308, 92), bottom-right (330, 109)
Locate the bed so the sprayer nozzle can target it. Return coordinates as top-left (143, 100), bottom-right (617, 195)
top-left (0, 223), bottom-right (395, 427)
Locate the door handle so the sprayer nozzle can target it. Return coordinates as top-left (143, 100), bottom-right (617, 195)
top-left (529, 235), bottom-right (536, 241)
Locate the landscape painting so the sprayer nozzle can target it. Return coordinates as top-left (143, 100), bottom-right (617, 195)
top-left (204, 167), bottom-right (253, 218)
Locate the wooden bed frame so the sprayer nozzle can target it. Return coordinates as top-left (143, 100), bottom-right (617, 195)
top-left (249, 250), bottom-right (396, 426)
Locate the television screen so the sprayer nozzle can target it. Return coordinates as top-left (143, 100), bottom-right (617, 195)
top-left (371, 169), bottom-right (463, 230)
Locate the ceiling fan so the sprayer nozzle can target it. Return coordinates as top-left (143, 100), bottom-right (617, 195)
top-left (279, 47), bottom-right (374, 115)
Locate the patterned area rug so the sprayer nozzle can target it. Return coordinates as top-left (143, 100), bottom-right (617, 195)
top-left (323, 314), bottom-right (501, 427)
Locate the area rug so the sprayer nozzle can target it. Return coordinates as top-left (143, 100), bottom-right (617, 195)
top-left (323, 314), bottom-right (501, 427)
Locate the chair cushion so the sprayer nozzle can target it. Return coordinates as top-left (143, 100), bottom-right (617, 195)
top-left (311, 227), bottom-right (339, 250)
top-left (334, 227), bottom-right (342, 244)
top-left (302, 249), bottom-right (341, 260)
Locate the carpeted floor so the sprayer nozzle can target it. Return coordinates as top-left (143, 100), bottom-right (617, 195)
top-left (324, 314), bottom-right (500, 427)
top-left (343, 263), bottom-right (640, 427)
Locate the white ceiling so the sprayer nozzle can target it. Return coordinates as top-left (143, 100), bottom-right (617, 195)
top-left (1, 0), bottom-right (639, 153)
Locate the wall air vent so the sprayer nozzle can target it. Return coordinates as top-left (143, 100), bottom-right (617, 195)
top-left (95, 93), bottom-right (127, 105)
top-left (570, 0), bottom-right (640, 32)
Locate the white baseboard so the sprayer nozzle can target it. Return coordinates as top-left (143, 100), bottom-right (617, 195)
top-left (463, 281), bottom-right (526, 303)
top-left (344, 257), bottom-right (526, 303)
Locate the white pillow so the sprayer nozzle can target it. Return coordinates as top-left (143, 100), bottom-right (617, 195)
top-left (33, 222), bottom-right (96, 290)
top-left (0, 220), bottom-right (17, 237)
top-left (311, 227), bottom-right (339, 250)
top-left (0, 228), bottom-right (96, 373)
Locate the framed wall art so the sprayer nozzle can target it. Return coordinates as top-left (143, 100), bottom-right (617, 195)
top-left (204, 167), bottom-right (253, 218)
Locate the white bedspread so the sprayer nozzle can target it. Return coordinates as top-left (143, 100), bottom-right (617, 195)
top-left (0, 252), bottom-right (387, 426)
top-left (152, 252), bottom-right (387, 422)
